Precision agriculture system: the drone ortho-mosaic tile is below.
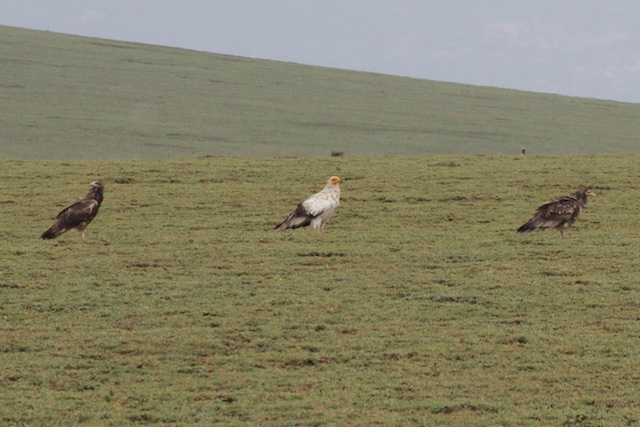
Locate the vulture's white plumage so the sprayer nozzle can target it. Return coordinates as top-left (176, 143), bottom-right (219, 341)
top-left (275, 176), bottom-right (341, 232)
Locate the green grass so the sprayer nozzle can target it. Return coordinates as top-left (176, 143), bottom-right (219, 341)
top-left (2, 155), bottom-right (639, 426)
top-left (3, 24), bottom-right (640, 160)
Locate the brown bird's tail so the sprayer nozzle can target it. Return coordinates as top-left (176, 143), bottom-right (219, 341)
top-left (41, 224), bottom-right (69, 240)
top-left (516, 221), bottom-right (536, 234)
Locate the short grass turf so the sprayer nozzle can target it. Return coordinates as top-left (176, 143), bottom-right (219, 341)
top-left (1, 155), bottom-right (639, 426)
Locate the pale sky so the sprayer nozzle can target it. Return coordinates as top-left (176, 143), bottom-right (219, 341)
top-left (2, 0), bottom-right (640, 103)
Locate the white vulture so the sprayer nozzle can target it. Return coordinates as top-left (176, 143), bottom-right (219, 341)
top-left (275, 176), bottom-right (341, 232)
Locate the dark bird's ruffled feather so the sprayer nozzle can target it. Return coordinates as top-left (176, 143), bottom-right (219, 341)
top-left (517, 187), bottom-right (595, 238)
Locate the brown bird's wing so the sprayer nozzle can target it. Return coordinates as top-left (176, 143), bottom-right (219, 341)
top-left (59, 198), bottom-right (100, 222)
top-left (536, 196), bottom-right (579, 221)
top-left (517, 196), bottom-right (581, 233)
top-left (41, 198), bottom-right (101, 239)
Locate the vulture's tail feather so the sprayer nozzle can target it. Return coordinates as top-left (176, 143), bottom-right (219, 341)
top-left (517, 221), bottom-right (537, 234)
top-left (41, 224), bottom-right (67, 240)
top-left (41, 228), bottom-right (58, 240)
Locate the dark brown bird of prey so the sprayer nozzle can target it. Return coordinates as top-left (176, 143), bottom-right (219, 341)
top-left (517, 187), bottom-right (595, 238)
top-left (275, 176), bottom-right (341, 232)
top-left (41, 180), bottom-right (105, 240)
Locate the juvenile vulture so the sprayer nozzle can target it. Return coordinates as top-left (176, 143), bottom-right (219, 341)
top-left (517, 186), bottom-right (595, 238)
top-left (275, 176), bottom-right (341, 232)
top-left (41, 180), bottom-right (104, 240)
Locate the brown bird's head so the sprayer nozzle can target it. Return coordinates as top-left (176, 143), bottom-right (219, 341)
top-left (578, 186), bottom-right (595, 197)
top-left (574, 186), bottom-right (595, 204)
top-left (89, 180), bottom-right (104, 190)
top-left (88, 180), bottom-right (105, 202)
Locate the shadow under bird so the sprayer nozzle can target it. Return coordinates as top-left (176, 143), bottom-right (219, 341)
top-left (41, 180), bottom-right (105, 240)
top-left (275, 176), bottom-right (341, 232)
top-left (517, 186), bottom-right (595, 239)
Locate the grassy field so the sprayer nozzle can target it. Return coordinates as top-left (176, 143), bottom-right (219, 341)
top-left (2, 155), bottom-right (639, 426)
top-left (3, 24), bottom-right (640, 160)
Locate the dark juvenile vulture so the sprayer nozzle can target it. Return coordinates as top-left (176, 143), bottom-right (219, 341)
top-left (41, 180), bottom-right (105, 240)
top-left (275, 176), bottom-right (341, 232)
top-left (517, 186), bottom-right (595, 238)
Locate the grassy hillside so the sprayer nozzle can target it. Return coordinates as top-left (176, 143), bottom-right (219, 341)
top-left (3, 25), bottom-right (640, 160)
top-left (2, 155), bottom-right (639, 425)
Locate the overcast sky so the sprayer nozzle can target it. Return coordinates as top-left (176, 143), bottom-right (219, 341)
top-left (3, 1), bottom-right (640, 104)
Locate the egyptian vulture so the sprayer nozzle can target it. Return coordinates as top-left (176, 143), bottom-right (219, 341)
top-left (275, 176), bottom-right (341, 232)
top-left (517, 186), bottom-right (595, 238)
top-left (41, 180), bottom-right (105, 239)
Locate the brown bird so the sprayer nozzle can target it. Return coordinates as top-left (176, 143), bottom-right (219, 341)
top-left (517, 187), bottom-right (595, 238)
top-left (41, 180), bottom-right (105, 240)
top-left (275, 176), bottom-right (341, 232)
